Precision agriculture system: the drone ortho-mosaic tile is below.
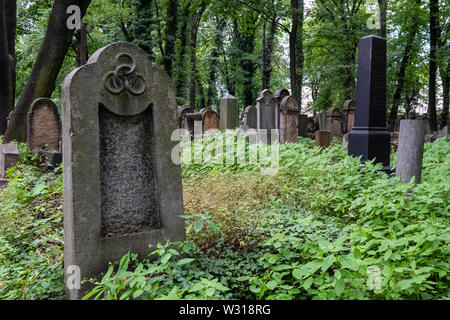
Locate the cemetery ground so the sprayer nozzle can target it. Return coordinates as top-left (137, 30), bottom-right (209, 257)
top-left (0, 135), bottom-right (449, 300)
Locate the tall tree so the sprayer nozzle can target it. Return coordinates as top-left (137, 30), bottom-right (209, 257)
top-left (290, 0), bottom-right (304, 111)
top-left (388, 0), bottom-right (422, 131)
top-left (0, 0), bottom-right (11, 134)
top-left (378, 0), bottom-right (387, 38)
top-left (262, 13), bottom-right (278, 90)
top-left (164, 0), bottom-right (178, 77)
top-left (189, 2), bottom-right (207, 109)
top-left (6, 0), bottom-right (16, 113)
top-left (4, 0), bottom-right (91, 143)
top-left (436, 1), bottom-right (449, 128)
top-left (428, 0), bottom-right (439, 132)
top-left (130, 0), bottom-right (155, 61)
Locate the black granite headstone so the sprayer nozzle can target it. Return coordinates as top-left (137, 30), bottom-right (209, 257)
top-left (348, 35), bottom-right (391, 172)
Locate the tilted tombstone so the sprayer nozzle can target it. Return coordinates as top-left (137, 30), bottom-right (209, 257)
top-left (27, 98), bottom-right (62, 152)
top-left (200, 108), bottom-right (219, 132)
top-left (220, 93), bottom-right (239, 130)
top-left (243, 105), bottom-right (257, 129)
top-left (274, 89), bottom-right (290, 130)
top-left (343, 100), bottom-right (355, 133)
top-left (178, 107), bottom-right (194, 129)
top-left (348, 35), bottom-right (391, 172)
top-left (326, 108), bottom-right (343, 138)
top-left (61, 42), bottom-right (184, 300)
top-left (279, 96), bottom-right (299, 143)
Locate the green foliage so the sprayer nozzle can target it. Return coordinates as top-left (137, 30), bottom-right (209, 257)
top-left (82, 137), bottom-right (449, 300)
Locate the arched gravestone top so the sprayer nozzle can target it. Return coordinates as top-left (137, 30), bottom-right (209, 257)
top-left (27, 98), bottom-right (61, 152)
top-left (62, 42), bottom-right (184, 300)
top-left (343, 100), bottom-right (355, 111)
top-left (327, 108), bottom-right (341, 119)
top-left (280, 96), bottom-right (299, 112)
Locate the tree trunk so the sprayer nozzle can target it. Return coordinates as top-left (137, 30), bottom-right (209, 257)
top-left (290, 0), bottom-right (304, 112)
top-left (388, 8), bottom-right (420, 131)
top-left (188, 4), bottom-right (207, 109)
top-left (164, 0), bottom-right (178, 77)
top-left (378, 0), bottom-right (387, 39)
top-left (262, 15), bottom-right (277, 91)
top-left (0, 0), bottom-right (11, 134)
top-left (75, 22), bottom-right (88, 67)
top-left (441, 71), bottom-right (449, 128)
top-left (4, 0), bottom-right (91, 143)
top-left (174, 2), bottom-right (191, 102)
top-left (428, 0), bottom-right (438, 132)
top-left (6, 0), bottom-right (16, 113)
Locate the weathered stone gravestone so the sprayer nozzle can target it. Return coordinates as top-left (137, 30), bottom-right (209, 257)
top-left (200, 108), bottom-right (219, 132)
top-left (178, 107), bottom-right (194, 129)
top-left (319, 110), bottom-right (327, 131)
top-left (62, 42), bottom-right (184, 300)
top-left (396, 120), bottom-right (426, 184)
top-left (327, 108), bottom-right (343, 138)
top-left (0, 144), bottom-right (19, 187)
top-left (348, 35), bottom-right (391, 172)
top-left (298, 115), bottom-right (309, 138)
top-left (274, 88), bottom-right (290, 130)
top-left (256, 89), bottom-right (276, 130)
top-left (220, 93), bottom-right (239, 130)
top-left (243, 105), bottom-right (257, 129)
top-left (343, 100), bottom-right (355, 133)
top-left (27, 98), bottom-right (61, 152)
top-left (315, 131), bottom-right (330, 148)
top-left (184, 112), bottom-right (203, 137)
top-left (279, 96), bottom-right (299, 144)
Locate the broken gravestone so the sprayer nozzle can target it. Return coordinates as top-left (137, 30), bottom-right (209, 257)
top-left (61, 42), bottom-right (184, 300)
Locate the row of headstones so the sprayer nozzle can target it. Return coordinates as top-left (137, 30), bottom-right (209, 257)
top-left (0, 98), bottom-right (62, 187)
top-left (242, 89), bottom-right (307, 144)
top-left (178, 89), bottom-right (306, 144)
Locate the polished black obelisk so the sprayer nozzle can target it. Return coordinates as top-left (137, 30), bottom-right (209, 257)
top-left (348, 35), bottom-right (391, 172)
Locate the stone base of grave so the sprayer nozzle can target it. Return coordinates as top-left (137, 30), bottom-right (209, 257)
top-left (39, 150), bottom-right (62, 169)
top-left (348, 128), bottom-right (391, 172)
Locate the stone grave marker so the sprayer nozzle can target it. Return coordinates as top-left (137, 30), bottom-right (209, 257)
top-left (27, 98), bottom-right (61, 152)
top-left (396, 120), bottom-right (426, 184)
top-left (274, 88), bottom-right (290, 129)
top-left (178, 106), bottom-right (194, 129)
top-left (243, 105), bottom-right (257, 129)
top-left (298, 115), bottom-right (309, 138)
top-left (184, 112), bottom-right (203, 137)
top-left (348, 35), bottom-right (391, 172)
top-left (279, 96), bottom-right (299, 144)
top-left (319, 110), bottom-right (327, 130)
top-left (315, 131), bottom-right (330, 148)
top-left (326, 108), bottom-right (343, 138)
top-left (200, 108), bottom-right (219, 132)
top-left (0, 144), bottom-right (19, 187)
top-left (61, 42), bottom-right (184, 300)
top-left (220, 93), bottom-right (239, 130)
top-left (256, 89), bottom-right (277, 143)
top-left (343, 100), bottom-right (355, 133)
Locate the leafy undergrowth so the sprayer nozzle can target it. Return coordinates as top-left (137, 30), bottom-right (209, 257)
top-left (0, 136), bottom-right (449, 300)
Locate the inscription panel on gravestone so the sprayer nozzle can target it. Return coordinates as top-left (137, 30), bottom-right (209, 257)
top-left (99, 105), bottom-right (160, 238)
top-left (370, 39), bottom-right (386, 127)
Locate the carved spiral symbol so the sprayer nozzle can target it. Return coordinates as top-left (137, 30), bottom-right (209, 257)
top-left (104, 53), bottom-right (146, 96)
